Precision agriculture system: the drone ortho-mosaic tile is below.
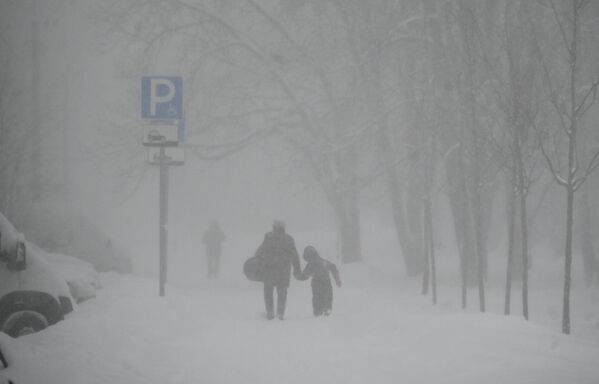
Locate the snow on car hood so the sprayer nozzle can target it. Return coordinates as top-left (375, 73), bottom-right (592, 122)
top-left (0, 242), bottom-right (71, 301)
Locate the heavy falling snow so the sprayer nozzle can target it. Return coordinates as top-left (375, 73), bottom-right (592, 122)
top-left (1, 1), bottom-right (599, 383)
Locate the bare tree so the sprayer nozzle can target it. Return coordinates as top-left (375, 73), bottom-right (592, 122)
top-left (536, 0), bottom-right (599, 334)
top-left (482, 0), bottom-right (544, 320)
top-left (437, 0), bottom-right (503, 312)
top-left (97, 0), bottom-right (375, 263)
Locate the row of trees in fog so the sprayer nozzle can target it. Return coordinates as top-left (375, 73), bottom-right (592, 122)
top-left (97, 0), bottom-right (598, 334)
top-left (1, 0), bottom-right (597, 335)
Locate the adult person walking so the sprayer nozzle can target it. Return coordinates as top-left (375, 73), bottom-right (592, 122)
top-left (254, 221), bottom-right (302, 320)
top-left (202, 220), bottom-right (226, 278)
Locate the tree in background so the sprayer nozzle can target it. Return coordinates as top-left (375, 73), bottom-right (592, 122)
top-left (97, 0), bottom-right (376, 263)
top-left (536, 0), bottom-right (599, 334)
top-left (482, 0), bottom-right (543, 320)
top-left (90, 0), bottom-right (599, 321)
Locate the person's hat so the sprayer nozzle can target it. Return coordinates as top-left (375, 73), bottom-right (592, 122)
top-left (273, 220), bottom-right (285, 230)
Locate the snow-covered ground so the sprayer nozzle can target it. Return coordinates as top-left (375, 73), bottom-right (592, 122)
top-left (2, 263), bottom-right (599, 384)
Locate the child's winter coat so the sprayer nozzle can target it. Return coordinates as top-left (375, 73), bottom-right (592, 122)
top-left (298, 246), bottom-right (341, 316)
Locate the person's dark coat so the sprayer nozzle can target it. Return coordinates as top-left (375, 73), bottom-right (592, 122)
top-left (254, 229), bottom-right (301, 287)
top-left (298, 246), bottom-right (341, 316)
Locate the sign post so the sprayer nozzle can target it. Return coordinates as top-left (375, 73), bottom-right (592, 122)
top-left (141, 76), bottom-right (184, 297)
top-left (159, 145), bottom-right (168, 297)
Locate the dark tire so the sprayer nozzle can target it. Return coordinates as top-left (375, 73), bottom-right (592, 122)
top-left (2, 310), bottom-right (48, 337)
top-left (0, 291), bottom-right (64, 334)
top-left (59, 296), bottom-right (73, 315)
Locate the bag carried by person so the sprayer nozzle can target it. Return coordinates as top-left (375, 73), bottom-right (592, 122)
top-left (243, 254), bottom-right (264, 282)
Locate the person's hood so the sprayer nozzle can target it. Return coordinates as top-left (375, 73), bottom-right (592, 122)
top-left (302, 246), bottom-right (319, 262)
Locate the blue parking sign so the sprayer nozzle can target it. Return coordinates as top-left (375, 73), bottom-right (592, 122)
top-left (141, 76), bottom-right (182, 119)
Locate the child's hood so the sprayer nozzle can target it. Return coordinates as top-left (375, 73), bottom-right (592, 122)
top-left (302, 245), bottom-right (321, 262)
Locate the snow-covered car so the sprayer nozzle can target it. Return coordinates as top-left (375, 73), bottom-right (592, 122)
top-left (0, 212), bottom-right (74, 338)
top-left (0, 217), bottom-right (25, 274)
top-left (44, 250), bottom-right (101, 304)
top-left (13, 203), bottom-right (132, 273)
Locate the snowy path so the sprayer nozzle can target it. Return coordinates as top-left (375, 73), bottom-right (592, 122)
top-left (4, 268), bottom-right (599, 384)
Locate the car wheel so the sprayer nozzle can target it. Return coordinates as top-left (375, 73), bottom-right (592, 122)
top-left (2, 310), bottom-right (48, 338)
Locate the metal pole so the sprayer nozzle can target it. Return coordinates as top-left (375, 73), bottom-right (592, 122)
top-left (159, 145), bottom-right (169, 296)
top-left (31, 2), bottom-right (42, 202)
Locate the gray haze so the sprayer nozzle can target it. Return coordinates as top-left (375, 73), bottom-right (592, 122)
top-left (1, 0), bottom-right (599, 331)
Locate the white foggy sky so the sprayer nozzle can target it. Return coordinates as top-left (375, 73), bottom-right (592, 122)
top-left (2, 0), bottom-right (596, 283)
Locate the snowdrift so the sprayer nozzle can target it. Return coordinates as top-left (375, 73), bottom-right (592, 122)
top-left (44, 250), bottom-right (101, 303)
top-left (0, 264), bottom-right (597, 384)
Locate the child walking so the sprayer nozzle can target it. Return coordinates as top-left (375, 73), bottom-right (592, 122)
top-left (298, 246), bottom-right (342, 316)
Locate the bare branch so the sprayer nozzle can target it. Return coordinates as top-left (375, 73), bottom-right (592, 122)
top-left (160, 0), bottom-right (323, 140)
top-left (539, 135), bottom-right (568, 187)
top-left (144, 21), bottom-right (203, 51)
top-left (573, 149), bottom-right (599, 191)
top-left (577, 0), bottom-right (591, 12)
top-left (116, 167), bottom-right (149, 206)
top-left (550, 0), bottom-right (572, 55)
top-left (532, 33), bottom-right (571, 135)
top-left (574, 78), bottom-right (599, 116)
top-left (244, 0), bottom-right (314, 65)
top-left (187, 126), bottom-right (275, 152)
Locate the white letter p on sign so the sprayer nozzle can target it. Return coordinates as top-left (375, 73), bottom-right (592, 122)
top-left (150, 78), bottom-right (175, 117)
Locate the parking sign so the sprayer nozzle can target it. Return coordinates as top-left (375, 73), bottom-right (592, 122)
top-left (141, 76), bottom-right (182, 119)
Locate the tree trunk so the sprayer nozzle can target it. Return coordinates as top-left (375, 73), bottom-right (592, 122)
top-left (562, 0), bottom-right (578, 335)
top-left (472, 182), bottom-right (486, 313)
top-left (446, 152), bottom-right (475, 309)
top-left (446, 151), bottom-right (478, 281)
top-left (422, 132), bottom-right (437, 301)
top-left (426, 197), bottom-right (437, 304)
top-left (332, 190), bottom-right (362, 264)
top-left (369, 33), bottom-right (424, 276)
top-left (579, 170), bottom-right (598, 287)
top-left (563, 186), bottom-right (574, 334)
top-left (429, 206), bottom-right (437, 305)
top-left (376, 113), bottom-right (424, 276)
top-left (519, 172), bottom-right (529, 320)
top-left (504, 175), bottom-right (516, 315)
top-left (468, 78), bottom-right (486, 314)
top-left (422, 207), bottom-right (430, 295)
top-left (515, 132), bottom-right (530, 320)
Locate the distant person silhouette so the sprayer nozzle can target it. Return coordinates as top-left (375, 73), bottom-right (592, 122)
top-left (254, 221), bottom-right (301, 320)
top-left (202, 220), bottom-right (226, 278)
